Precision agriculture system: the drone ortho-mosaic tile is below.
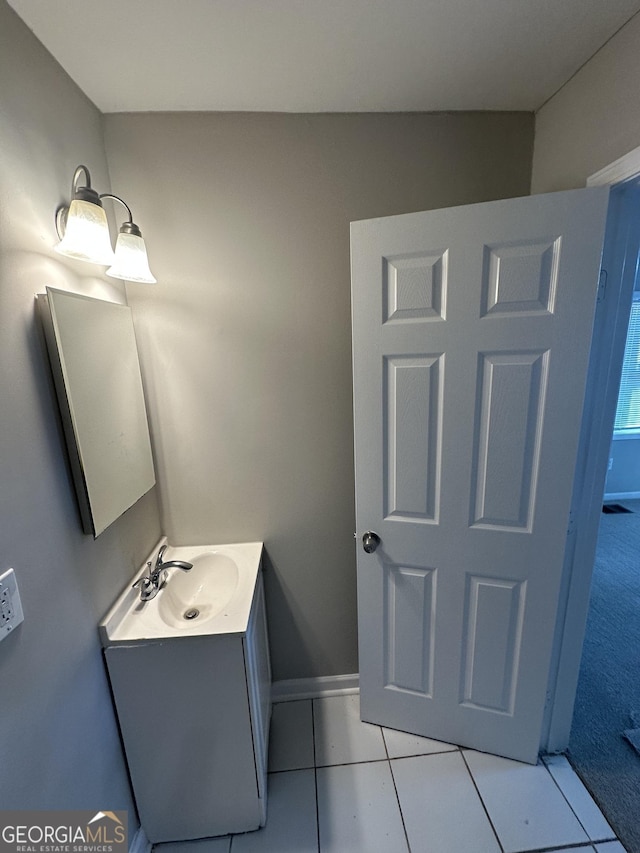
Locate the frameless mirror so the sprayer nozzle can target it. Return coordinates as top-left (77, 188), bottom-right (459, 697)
top-left (38, 287), bottom-right (156, 537)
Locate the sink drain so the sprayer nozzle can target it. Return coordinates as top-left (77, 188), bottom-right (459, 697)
top-left (184, 608), bottom-right (200, 620)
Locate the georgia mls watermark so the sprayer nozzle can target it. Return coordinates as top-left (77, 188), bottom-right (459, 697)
top-left (0, 812), bottom-right (127, 853)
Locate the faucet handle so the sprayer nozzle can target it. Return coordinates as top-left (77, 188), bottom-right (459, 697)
top-left (132, 563), bottom-right (153, 590)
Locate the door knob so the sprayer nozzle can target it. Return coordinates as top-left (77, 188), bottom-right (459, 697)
top-left (362, 531), bottom-right (381, 553)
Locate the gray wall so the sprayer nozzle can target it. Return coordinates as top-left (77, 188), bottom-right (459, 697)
top-left (532, 11), bottom-right (640, 193)
top-left (105, 111), bottom-right (534, 681)
top-left (0, 0), bottom-right (161, 814)
top-left (531, 12), bottom-right (640, 497)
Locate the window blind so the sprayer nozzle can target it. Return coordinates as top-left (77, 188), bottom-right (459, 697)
top-left (614, 294), bottom-right (640, 434)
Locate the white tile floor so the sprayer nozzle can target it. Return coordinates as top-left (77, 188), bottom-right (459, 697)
top-left (154, 694), bottom-right (627, 853)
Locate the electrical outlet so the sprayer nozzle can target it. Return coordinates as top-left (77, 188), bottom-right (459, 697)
top-left (0, 568), bottom-right (23, 640)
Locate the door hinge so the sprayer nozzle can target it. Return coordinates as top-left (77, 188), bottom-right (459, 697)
top-left (567, 510), bottom-right (577, 536)
top-left (597, 268), bottom-right (608, 302)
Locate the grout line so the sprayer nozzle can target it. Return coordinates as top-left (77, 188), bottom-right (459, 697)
top-left (315, 756), bottom-right (396, 769)
top-left (311, 698), bottom-right (318, 768)
top-left (383, 731), bottom-right (412, 853)
top-left (385, 746), bottom-right (466, 759)
top-left (313, 735), bottom-right (466, 766)
top-left (542, 756), bottom-right (597, 844)
top-left (560, 756), bottom-right (621, 845)
top-left (460, 749), bottom-right (505, 853)
top-left (311, 699), bottom-right (321, 853)
top-left (517, 844), bottom-right (597, 852)
top-left (268, 765), bottom-right (315, 774)
top-left (541, 757), bottom-right (619, 845)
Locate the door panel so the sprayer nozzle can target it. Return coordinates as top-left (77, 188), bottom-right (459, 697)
top-left (470, 349), bottom-right (547, 530)
top-left (460, 574), bottom-right (525, 714)
top-left (385, 563), bottom-right (436, 696)
top-left (384, 353), bottom-right (443, 522)
top-left (351, 188), bottom-right (609, 763)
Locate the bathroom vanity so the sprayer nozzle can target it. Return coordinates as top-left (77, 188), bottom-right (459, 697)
top-left (100, 541), bottom-right (271, 842)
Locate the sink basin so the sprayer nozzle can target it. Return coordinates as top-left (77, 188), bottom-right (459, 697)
top-left (157, 551), bottom-right (240, 628)
top-left (100, 540), bottom-right (263, 645)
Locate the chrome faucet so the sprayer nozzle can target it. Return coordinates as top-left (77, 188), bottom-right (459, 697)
top-left (132, 544), bottom-right (193, 601)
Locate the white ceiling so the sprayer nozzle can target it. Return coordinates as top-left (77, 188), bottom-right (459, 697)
top-left (8, 0), bottom-right (640, 113)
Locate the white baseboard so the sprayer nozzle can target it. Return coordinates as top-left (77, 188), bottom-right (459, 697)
top-left (603, 491), bottom-right (640, 501)
top-left (129, 826), bottom-right (151, 853)
top-left (271, 673), bottom-right (359, 702)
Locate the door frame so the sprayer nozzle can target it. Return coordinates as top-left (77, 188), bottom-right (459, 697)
top-left (542, 144), bottom-right (640, 751)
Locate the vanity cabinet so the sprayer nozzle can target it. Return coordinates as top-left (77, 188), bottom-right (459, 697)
top-left (103, 571), bottom-right (271, 843)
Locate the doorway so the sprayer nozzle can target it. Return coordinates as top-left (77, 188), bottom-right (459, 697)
top-left (543, 170), bottom-right (640, 757)
top-left (349, 147), bottom-right (640, 840)
top-left (568, 183), bottom-right (640, 851)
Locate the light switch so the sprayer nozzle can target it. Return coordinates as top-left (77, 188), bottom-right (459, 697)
top-left (0, 568), bottom-right (24, 641)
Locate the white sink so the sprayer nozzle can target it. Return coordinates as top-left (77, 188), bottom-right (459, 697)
top-left (100, 540), bottom-right (263, 645)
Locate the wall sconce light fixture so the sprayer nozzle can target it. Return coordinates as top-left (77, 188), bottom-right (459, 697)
top-left (55, 165), bottom-right (156, 284)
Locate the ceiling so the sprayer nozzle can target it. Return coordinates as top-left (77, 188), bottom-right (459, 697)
top-left (8, 0), bottom-right (640, 113)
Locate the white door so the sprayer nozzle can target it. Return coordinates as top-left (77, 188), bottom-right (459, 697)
top-left (351, 187), bottom-right (610, 764)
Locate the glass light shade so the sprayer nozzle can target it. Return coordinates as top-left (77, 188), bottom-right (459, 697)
top-left (54, 199), bottom-right (116, 265)
top-left (106, 231), bottom-right (157, 284)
